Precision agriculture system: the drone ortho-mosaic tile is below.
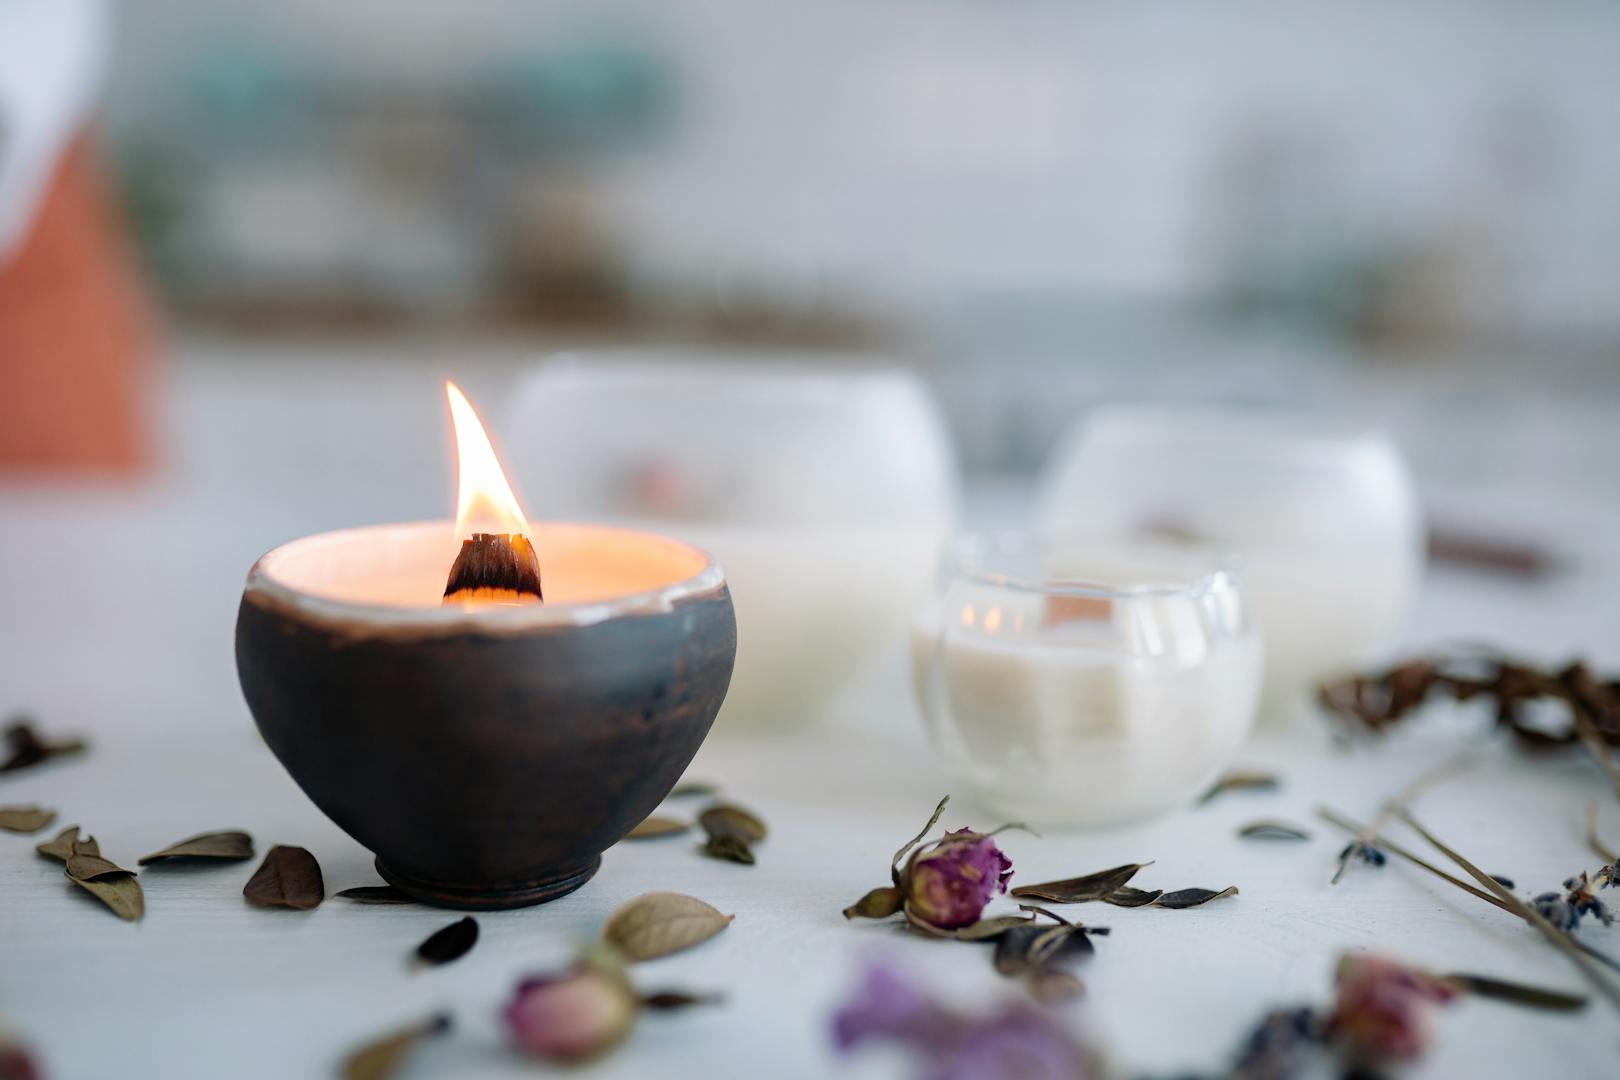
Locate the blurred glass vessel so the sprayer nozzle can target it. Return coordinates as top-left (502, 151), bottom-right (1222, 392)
top-left (1036, 405), bottom-right (1422, 713)
top-left (504, 350), bottom-right (957, 731)
top-left (912, 534), bottom-right (1260, 827)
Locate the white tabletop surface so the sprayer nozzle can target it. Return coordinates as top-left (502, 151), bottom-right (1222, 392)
top-left (2, 344), bottom-right (1619, 1079)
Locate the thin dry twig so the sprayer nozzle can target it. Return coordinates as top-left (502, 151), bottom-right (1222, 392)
top-left (1330, 752), bottom-right (1475, 885)
top-left (1589, 800), bottom-right (1620, 864)
top-left (1394, 808), bottom-right (1620, 1017)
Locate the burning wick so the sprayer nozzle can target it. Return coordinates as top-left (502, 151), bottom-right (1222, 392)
top-left (442, 381), bottom-right (543, 606)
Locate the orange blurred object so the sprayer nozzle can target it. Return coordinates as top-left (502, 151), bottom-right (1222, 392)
top-left (0, 133), bottom-right (156, 476)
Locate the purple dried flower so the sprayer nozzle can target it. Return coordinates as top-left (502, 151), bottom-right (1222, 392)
top-left (833, 963), bottom-right (1095, 1080)
top-left (1533, 870), bottom-right (1615, 933)
top-left (1328, 955), bottom-right (1456, 1064)
top-left (1338, 841), bottom-right (1386, 868)
top-left (503, 964), bottom-right (637, 1063)
top-left (905, 828), bottom-right (1015, 931)
top-left (1597, 864), bottom-right (1620, 889)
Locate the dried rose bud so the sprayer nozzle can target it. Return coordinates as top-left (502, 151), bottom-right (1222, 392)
top-left (903, 828), bottom-right (1014, 930)
top-left (0, 1044), bottom-right (39, 1080)
top-left (503, 964), bottom-right (637, 1063)
top-left (1328, 955), bottom-right (1456, 1064)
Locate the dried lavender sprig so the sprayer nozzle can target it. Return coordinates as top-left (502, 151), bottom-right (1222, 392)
top-left (1329, 753), bottom-right (1475, 885)
top-left (1321, 807), bottom-right (1620, 980)
top-left (1394, 808), bottom-right (1620, 1017)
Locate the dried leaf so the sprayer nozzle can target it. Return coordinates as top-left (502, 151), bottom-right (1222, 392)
top-left (1443, 973), bottom-right (1588, 1012)
top-left (64, 850), bottom-right (143, 921)
top-left (0, 805), bottom-right (56, 833)
top-left (843, 886), bottom-right (904, 920)
top-left (415, 917), bottom-right (478, 967)
top-left (698, 804), bottom-right (767, 844)
top-left (1199, 770), bottom-right (1279, 803)
top-left (337, 885), bottom-right (416, 905)
top-left (702, 834), bottom-right (755, 865)
top-left (667, 781), bottom-right (719, 799)
top-left (1102, 886), bottom-right (1164, 908)
top-left (138, 830), bottom-right (254, 865)
top-left (603, 891), bottom-right (733, 962)
top-left (1238, 820), bottom-right (1312, 842)
top-left (1155, 886), bottom-right (1239, 909)
top-left (0, 719), bottom-right (86, 775)
top-left (949, 915), bottom-right (1038, 941)
top-left (243, 844), bottom-right (324, 910)
top-left (341, 1014), bottom-right (451, 1080)
top-left (625, 816), bottom-right (691, 840)
top-left (1029, 969), bottom-right (1086, 1004)
top-left (35, 824), bottom-right (83, 861)
top-left (638, 991), bottom-right (724, 1011)
top-left (1010, 862), bottom-right (1150, 903)
top-left (892, 796), bottom-right (951, 875)
top-left (993, 925), bottom-right (1091, 976)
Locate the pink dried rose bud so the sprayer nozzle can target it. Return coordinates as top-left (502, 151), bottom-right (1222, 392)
top-left (503, 965), bottom-right (637, 1063)
top-left (904, 828), bottom-right (1014, 930)
top-left (1329, 954), bottom-right (1457, 1063)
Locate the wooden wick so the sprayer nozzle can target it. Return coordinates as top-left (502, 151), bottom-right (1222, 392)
top-left (443, 533), bottom-right (543, 606)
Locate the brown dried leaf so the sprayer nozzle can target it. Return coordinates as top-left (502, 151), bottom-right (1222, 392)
top-left (35, 824), bottom-right (82, 861)
top-left (1199, 770), bottom-right (1280, 804)
top-left (138, 830), bottom-right (254, 865)
top-left (1102, 886), bottom-right (1164, 908)
top-left (638, 991), bottom-right (724, 1011)
top-left (65, 850), bottom-right (130, 880)
top-left (0, 719), bottom-right (87, 775)
top-left (1029, 969), bottom-right (1086, 1004)
top-left (1010, 862), bottom-right (1150, 903)
top-left (1238, 820), bottom-right (1312, 842)
top-left (244, 844), bottom-right (324, 910)
top-left (65, 863), bottom-right (144, 921)
top-left (625, 816), bottom-right (691, 840)
top-left (698, 804), bottom-right (767, 844)
top-left (1154, 886), bottom-right (1239, 909)
top-left (337, 885), bottom-right (417, 905)
top-left (702, 834), bottom-right (755, 865)
top-left (0, 805), bottom-right (56, 834)
top-left (415, 917), bottom-right (478, 967)
top-left (1443, 973), bottom-right (1588, 1012)
top-left (603, 891), bottom-right (733, 962)
top-left (948, 915), bottom-right (1039, 941)
top-left (667, 781), bottom-right (719, 799)
top-left (843, 886), bottom-right (904, 920)
top-left (993, 925), bottom-right (1091, 976)
top-left (341, 1014), bottom-right (451, 1080)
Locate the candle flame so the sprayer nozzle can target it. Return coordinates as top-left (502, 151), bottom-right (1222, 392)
top-left (446, 381), bottom-right (530, 536)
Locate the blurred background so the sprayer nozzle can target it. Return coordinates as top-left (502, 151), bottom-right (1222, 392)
top-left (2, 0), bottom-right (1618, 726)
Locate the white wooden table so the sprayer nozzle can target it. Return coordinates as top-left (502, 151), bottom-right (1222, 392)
top-left (2, 345), bottom-right (1618, 1079)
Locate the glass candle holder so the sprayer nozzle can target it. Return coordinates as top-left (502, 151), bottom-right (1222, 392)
top-left (911, 534), bottom-right (1261, 827)
top-left (1037, 405), bottom-right (1422, 713)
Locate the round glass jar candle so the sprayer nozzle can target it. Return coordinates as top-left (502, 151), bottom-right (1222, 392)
top-left (911, 535), bottom-right (1261, 827)
top-left (1037, 406), bottom-right (1422, 714)
top-left (235, 521), bottom-right (735, 910)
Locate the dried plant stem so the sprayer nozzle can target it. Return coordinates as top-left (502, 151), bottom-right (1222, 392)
top-left (1569, 706), bottom-right (1620, 802)
top-left (1394, 809), bottom-right (1620, 1017)
top-left (1319, 806), bottom-right (1620, 980)
top-left (1589, 800), bottom-right (1619, 864)
top-left (1316, 807), bottom-right (1510, 912)
top-left (1330, 752), bottom-right (1475, 885)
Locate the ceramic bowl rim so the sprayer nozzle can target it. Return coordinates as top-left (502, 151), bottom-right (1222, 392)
top-left (243, 519), bottom-right (727, 634)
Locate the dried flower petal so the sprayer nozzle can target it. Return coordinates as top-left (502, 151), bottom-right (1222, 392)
top-left (1330, 955), bottom-right (1457, 1063)
top-left (0, 806), bottom-right (56, 834)
top-left (243, 844), bottom-right (324, 910)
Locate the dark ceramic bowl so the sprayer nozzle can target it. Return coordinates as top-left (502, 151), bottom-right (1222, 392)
top-left (236, 521), bottom-right (735, 909)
